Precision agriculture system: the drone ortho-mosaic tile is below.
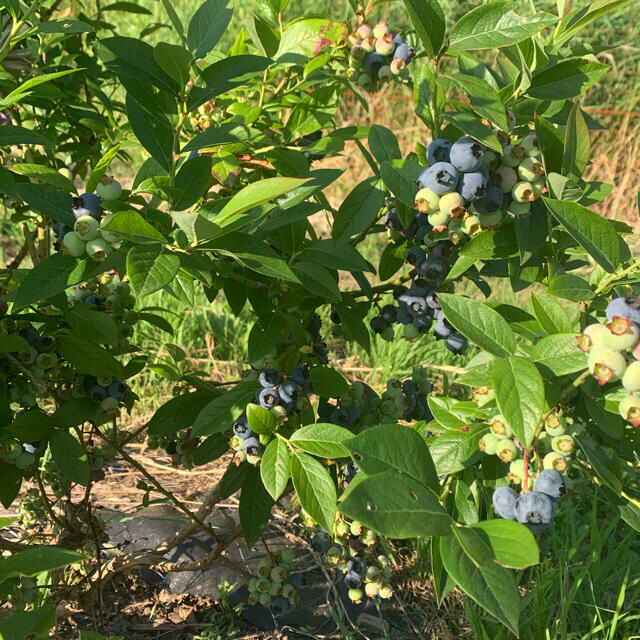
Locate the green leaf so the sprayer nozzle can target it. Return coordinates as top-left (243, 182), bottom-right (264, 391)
top-left (0, 606), bottom-right (55, 640)
top-left (192, 382), bottom-right (257, 437)
top-left (194, 433), bottom-right (229, 466)
top-left (0, 125), bottom-right (52, 146)
top-left (13, 253), bottom-right (120, 308)
top-left (332, 178), bottom-right (385, 243)
top-left (148, 391), bottom-right (217, 436)
top-left (102, 1), bottom-right (153, 13)
top-left (440, 534), bottom-right (520, 635)
top-left (2, 69), bottom-right (81, 107)
top-left (438, 293), bottom-right (516, 357)
top-left (290, 452), bottom-right (336, 531)
top-left (276, 18), bottom-right (331, 58)
top-left (339, 470), bottom-right (452, 538)
top-left (531, 334), bottom-right (588, 377)
top-left (489, 357), bottom-right (545, 448)
top-left (126, 93), bottom-right (173, 171)
top-left (188, 55), bottom-right (272, 111)
top-left (173, 155), bottom-right (213, 210)
top-left (0, 547), bottom-right (84, 584)
top-left (544, 198), bottom-right (620, 273)
top-left (0, 334), bottom-right (30, 354)
top-left (367, 125), bottom-right (401, 165)
top-left (239, 465), bottom-right (273, 548)
top-left (246, 403), bottom-right (276, 435)
top-left (187, 0), bottom-right (233, 59)
top-left (547, 274), bottom-right (594, 302)
top-left (51, 398), bottom-right (100, 429)
top-left (86, 143), bottom-right (124, 193)
top-left (449, 2), bottom-right (555, 51)
top-left (528, 60), bottom-right (609, 99)
top-left (333, 302), bottom-right (370, 352)
top-left (535, 114), bottom-right (564, 175)
top-left (346, 424), bottom-right (439, 491)
top-left (153, 42), bottom-right (192, 88)
top-left (428, 425), bottom-right (488, 475)
top-left (290, 423), bottom-right (352, 458)
top-left (441, 111), bottom-right (502, 152)
top-left (247, 314), bottom-right (283, 362)
top-left (67, 306), bottom-right (119, 345)
top-left (127, 244), bottom-right (180, 297)
top-left (301, 240), bottom-right (374, 273)
top-left (101, 209), bottom-right (166, 243)
top-left (401, 0), bottom-right (445, 57)
top-left (308, 366), bottom-right (349, 397)
top-left (0, 463), bottom-right (22, 509)
top-left (471, 519), bottom-right (539, 569)
top-left (291, 261), bottom-right (340, 301)
top-left (10, 164), bottom-right (76, 193)
top-left (563, 103), bottom-right (590, 178)
top-left (575, 434), bottom-right (622, 494)
top-left (260, 439), bottom-right (291, 501)
top-left (182, 121), bottom-right (256, 152)
top-left (439, 73), bottom-right (507, 130)
top-left (50, 431), bottom-right (90, 486)
top-left (531, 290), bottom-right (574, 334)
top-left (57, 334), bottom-right (122, 378)
top-left (16, 182), bottom-right (75, 227)
top-left (380, 158), bottom-right (423, 208)
top-left (96, 36), bottom-right (177, 94)
top-left (202, 232), bottom-right (299, 282)
top-left (213, 177), bottom-right (309, 230)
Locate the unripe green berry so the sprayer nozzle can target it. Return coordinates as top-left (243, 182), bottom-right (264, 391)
top-left (496, 439), bottom-right (518, 463)
top-left (428, 209), bottom-right (450, 231)
top-left (543, 451), bottom-right (569, 473)
top-left (86, 238), bottom-right (112, 261)
top-left (348, 588), bottom-right (363, 604)
top-left (577, 323), bottom-right (608, 353)
top-left (364, 581), bottom-right (379, 598)
top-left (489, 415), bottom-right (513, 439)
top-left (415, 188), bottom-right (440, 213)
top-left (439, 192), bottom-right (466, 218)
top-left (462, 214), bottom-right (481, 236)
top-left (622, 360), bottom-right (640, 391)
top-left (552, 434), bottom-right (574, 454)
top-left (512, 181), bottom-right (535, 203)
top-left (604, 316), bottom-right (640, 351)
top-left (517, 157), bottom-right (544, 182)
top-left (544, 414), bottom-right (567, 437)
top-left (61, 231), bottom-right (86, 257)
top-left (75, 215), bottom-right (100, 240)
top-left (508, 200), bottom-right (530, 217)
top-left (501, 144), bottom-right (525, 167)
top-left (478, 209), bottom-right (502, 228)
top-left (619, 393), bottom-right (640, 426)
top-left (478, 432), bottom-right (500, 455)
top-left (588, 346), bottom-right (626, 385)
top-left (96, 175), bottom-right (123, 200)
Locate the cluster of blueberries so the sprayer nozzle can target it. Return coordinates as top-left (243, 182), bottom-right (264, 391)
top-left (480, 413), bottom-right (579, 481)
top-left (230, 365), bottom-right (312, 463)
top-left (147, 429), bottom-right (200, 469)
top-left (578, 296), bottom-right (640, 426)
top-left (52, 179), bottom-right (122, 261)
top-left (368, 273), bottom-right (468, 354)
top-left (246, 548), bottom-right (301, 611)
top-left (346, 21), bottom-right (414, 90)
top-left (414, 128), bottom-right (547, 242)
top-left (493, 468), bottom-right (566, 535)
top-left (309, 516), bottom-right (393, 603)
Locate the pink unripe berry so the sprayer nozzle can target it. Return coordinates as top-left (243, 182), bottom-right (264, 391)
top-left (375, 34), bottom-right (395, 56)
top-left (356, 23), bottom-right (372, 40)
top-left (373, 21), bottom-right (390, 39)
top-left (390, 58), bottom-right (406, 75)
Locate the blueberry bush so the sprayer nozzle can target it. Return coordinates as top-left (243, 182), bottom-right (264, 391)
top-left (0, 0), bottom-right (637, 637)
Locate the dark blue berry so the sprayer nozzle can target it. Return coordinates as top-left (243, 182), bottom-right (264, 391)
top-left (259, 368), bottom-right (281, 388)
top-left (258, 387), bottom-right (280, 409)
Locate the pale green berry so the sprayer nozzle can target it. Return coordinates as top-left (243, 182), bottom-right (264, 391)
top-left (100, 228), bottom-right (120, 244)
top-left (508, 200), bottom-right (530, 217)
top-left (543, 451), bottom-right (569, 472)
top-left (96, 175), bottom-right (123, 200)
top-left (364, 581), bottom-right (379, 598)
top-left (478, 432), bottom-right (500, 455)
top-left (415, 188), bottom-right (440, 213)
top-left (520, 132), bottom-right (541, 158)
top-left (61, 231), bottom-right (86, 257)
top-left (74, 215), bottom-right (100, 240)
top-left (517, 157), bottom-right (545, 182)
top-left (552, 434), bottom-right (574, 454)
top-left (577, 323), bottom-right (608, 353)
top-left (496, 439), bottom-right (518, 463)
top-left (489, 415), bottom-right (513, 439)
top-left (438, 192), bottom-right (466, 218)
top-left (428, 209), bottom-right (450, 230)
top-left (531, 178), bottom-right (546, 198)
top-left (478, 209), bottom-right (502, 228)
top-left (378, 65), bottom-right (392, 83)
top-left (619, 393), bottom-right (640, 426)
top-left (462, 214), bottom-right (481, 236)
top-left (544, 414), bottom-right (567, 437)
top-left (501, 144), bottom-right (525, 167)
top-left (622, 361), bottom-right (640, 392)
top-left (588, 346), bottom-right (626, 385)
top-left (85, 238), bottom-right (112, 261)
top-left (604, 316), bottom-right (640, 351)
top-left (403, 323), bottom-right (419, 340)
top-left (390, 58), bottom-right (406, 75)
top-left (348, 588), bottom-right (363, 604)
top-left (512, 181), bottom-right (535, 203)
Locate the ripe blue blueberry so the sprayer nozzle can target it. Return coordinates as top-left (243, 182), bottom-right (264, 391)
top-left (242, 436), bottom-right (261, 456)
top-left (606, 296), bottom-right (640, 326)
top-left (426, 292), bottom-right (440, 310)
top-left (457, 171), bottom-right (487, 201)
top-left (433, 316), bottom-right (452, 340)
top-left (420, 257), bottom-right (449, 283)
top-left (492, 486), bottom-right (518, 520)
top-left (472, 185), bottom-right (503, 214)
top-left (344, 571), bottom-right (362, 590)
top-left (35, 335), bottom-right (56, 353)
top-left (107, 380), bottom-right (126, 400)
top-left (396, 307), bottom-right (412, 325)
top-left (380, 304), bottom-right (397, 322)
top-left (72, 193), bottom-right (102, 220)
top-left (347, 556), bottom-right (367, 577)
top-left (233, 416), bottom-right (252, 439)
top-left (449, 136), bottom-right (485, 172)
top-left (393, 42), bottom-right (412, 62)
top-left (346, 405), bottom-right (361, 423)
top-left (22, 440), bottom-right (46, 455)
top-left (406, 246), bottom-right (426, 266)
top-left (291, 366), bottom-right (308, 386)
top-left (278, 381), bottom-right (300, 404)
top-left (534, 469), bottom-right (566, 499)
top-left (412, 314), bottom-right (433, 334)
top-left (258, 387), bottom-right (280, 409)
top-left (363, 52), bottom-right (386, 75)
top-left (331, 408), bottom-right (350, 426)
top-left (90, 385), bottom-right (108, 403)
top-left (370, 316), bottom-right (387, 334)
top-left (402, 379), bottom-right (417, 395)
top-left (311, 530), bottom-right (331, 554)
top-left (445, 333), bottom-right (468, 354)
top-left (416, 162), bottom-right (459, 195)
top-left (384, 208), bottom-right (402, 230)
top-left (401, 295), bottom-right (427, 315)
top-left (514, 490), bottom-right (554, 534)
top-left (259, 368), bottom-right (281, 388)
top-left (426, 138), bottom-right (453, 165)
